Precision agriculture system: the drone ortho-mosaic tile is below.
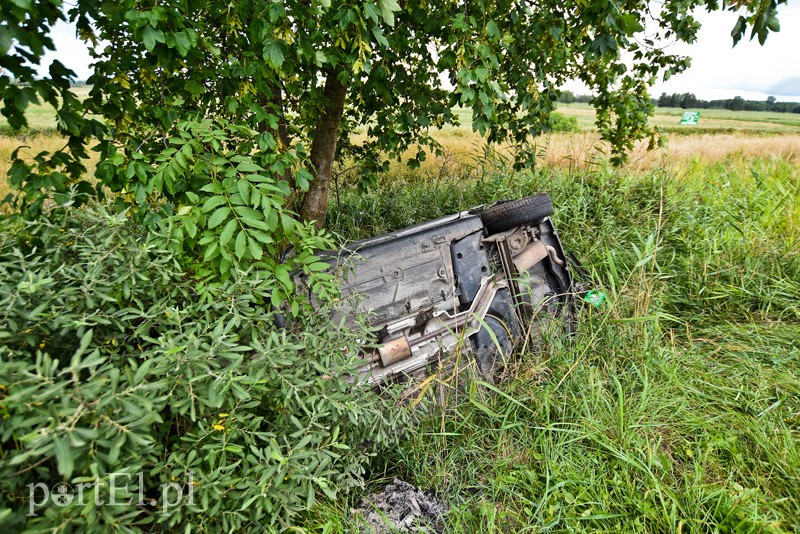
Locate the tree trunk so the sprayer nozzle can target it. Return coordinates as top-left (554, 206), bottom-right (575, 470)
top-left (263, 90), bottom-right (290, 149)
top-left (300, 72), bottom-right (347, 227)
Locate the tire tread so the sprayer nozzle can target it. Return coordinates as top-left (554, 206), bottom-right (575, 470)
top-left (480, 193), bottom-right (554, 233)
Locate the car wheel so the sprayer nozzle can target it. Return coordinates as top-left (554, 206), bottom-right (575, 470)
top-left (480, 193), bottom-right (554, 234)
top-left (472, 315), bottom-right (513, 380)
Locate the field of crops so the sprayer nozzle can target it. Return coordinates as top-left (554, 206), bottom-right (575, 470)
top-left (2, 91), bottom-right (799, 531)
top-left (557, 103), bottom-right (800, 133)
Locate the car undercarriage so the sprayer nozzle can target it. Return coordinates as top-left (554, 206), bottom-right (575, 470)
top-left (312, 194), bottom-right (574, 386)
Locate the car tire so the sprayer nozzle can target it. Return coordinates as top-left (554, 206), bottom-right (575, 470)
top-left (480, 193), bottom-right (554, 234)
top-left (472, 315), bottom-right (513, 380)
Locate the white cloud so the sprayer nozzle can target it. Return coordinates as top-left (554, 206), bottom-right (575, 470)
top-left (651, 3), bottom-right (800, 101)
top-left (766, 77), bottom-right (800, 96)
top-left (37, 19), bottom-right (95, 81)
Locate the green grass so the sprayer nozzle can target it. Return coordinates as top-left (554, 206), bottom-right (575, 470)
top-left (0, 86), bottom-right (91, 135)
top-left (310, 155), bottom-right (800, 532)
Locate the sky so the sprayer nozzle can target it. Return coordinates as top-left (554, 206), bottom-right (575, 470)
top-left (648, 3), bottom-right (800, 102)
top-left (39, 4), bottom-right (800, 102)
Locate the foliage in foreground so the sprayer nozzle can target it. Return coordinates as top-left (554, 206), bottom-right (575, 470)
top-left (316, 154), bottom-right (800, 532)
top-left (0, 205), bottom-right (407, 531)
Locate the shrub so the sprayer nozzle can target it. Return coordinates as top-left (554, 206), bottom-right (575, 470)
top-left (0, 204), bottom-right (407, 531)
top-left (547, 112), bottom-right (580, 133)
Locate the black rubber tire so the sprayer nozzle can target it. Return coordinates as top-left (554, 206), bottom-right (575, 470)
top-left (472, 315), bottom-right (513, 380)
top-left (480, 193), bottom-right (554, 234)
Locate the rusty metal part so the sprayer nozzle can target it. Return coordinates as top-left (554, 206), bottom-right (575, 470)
top-left (360, 277), bottom-right (505, 385)
top-left (513, 240), bottom-right (549, 271)
top-left (545, 245), bottom-right (565, 266)
top-left (505, 227), bottom-right (531, 254)
top-left (482, 225), bottom-right (531, 247)
top-left (378, 336), bottom-right (413, 367)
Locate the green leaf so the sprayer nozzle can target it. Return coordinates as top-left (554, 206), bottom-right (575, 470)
top-left (281, 213), bottom-right (296, 235)
top-left (233, 206), bottom-right (265, 220)
top-left (200, 182), bottom-right (224, 194)
top-left (242, 216), bottom-right (272, 232)
top-left (208, 207), bottom-right (231, 229)
top-left (0, 30), bottom-right (11, 56)
top-left (185, 217), bottom-right (197, 238)
top-left (202, 195), bottom-right (227, 212)
top-left (237, 162), bottom-right (265, 173)
top-left (372, 27), bottom-right (389, 48)
top-left (203, 241), bottom-right (220, 261)
top-left (237, 180), bottom-right (251, 204)
top-left (295, 169), bottom-right (313, 191)
top-left (134, 358), bottom-right (154, 383)
top-left (251, 187), bottom-right (262, 209)
top-left (73, 329), bottom-right (94, 363)
top-left (248, 229), bottom-right (274, 244)
top-left (263, 40), bottom-right (285, 69)
top-left (274, 265), bottom-right (292, 290)
top-left (219, 218), bottom-right (237, 247)
top-left (620, 14), bottom-right (644, 34)
top-left (53, 436), bottom-right (74, 479)
top-left (235, 230), bottom-right (248, 259)
top-left (306, 262), bottom-right (331, 272)
top-left (142, 26), bottom-right (165, 51)
top-left (173, 31), bottom-right (192, 56)
top-left (377, 0), bottom-right (401, 27)
top-left (248, 235), bottom-right (263, 260)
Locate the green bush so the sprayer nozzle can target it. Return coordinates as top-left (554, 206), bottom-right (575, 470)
top-left (547, 112), bottom-right (580, 133)
top-left (0, 205), bottom-right (407, 531)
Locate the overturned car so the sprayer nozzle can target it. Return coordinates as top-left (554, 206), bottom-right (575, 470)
top-left (311, 194), bottom-right (573, 386)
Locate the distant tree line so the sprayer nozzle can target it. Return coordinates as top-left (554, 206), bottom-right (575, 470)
top-left (556, 91), bottom-right (594, 104)
top-left (558, 90), bottom-right (800, 114)
top-left (656, 92), bottom-right (800, 113)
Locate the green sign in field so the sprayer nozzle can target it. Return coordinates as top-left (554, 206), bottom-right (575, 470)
top-left (680, 111), bottom-right (700, 125)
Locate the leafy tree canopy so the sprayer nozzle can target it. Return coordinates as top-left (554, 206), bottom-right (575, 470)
top-left (0, 0), bottom-right (786, 270)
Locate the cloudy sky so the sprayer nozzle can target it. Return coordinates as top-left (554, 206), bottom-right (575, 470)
top-left (648, 3), bottom-right (800, 101)
top-left (41, 4), bottom-right (800, 102)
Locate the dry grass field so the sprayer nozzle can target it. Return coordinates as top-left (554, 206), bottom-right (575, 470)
top-left (369, 128), bottom-right (800, 189)
top-left (450, 130), bottom-right (799, 167)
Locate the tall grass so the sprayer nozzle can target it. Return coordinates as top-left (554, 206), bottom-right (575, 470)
top-left (315, 154), bottom-right (800, 532)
